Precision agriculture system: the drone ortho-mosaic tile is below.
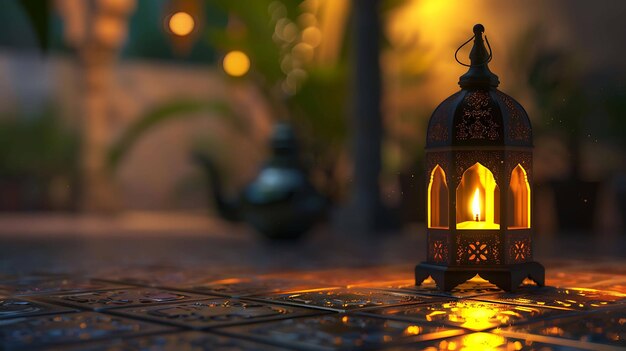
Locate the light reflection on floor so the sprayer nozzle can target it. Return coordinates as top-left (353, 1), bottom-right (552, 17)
top-left (360, 298), bottom-right (566, 331)
top-left (1, 259), bottom-right (626, 349)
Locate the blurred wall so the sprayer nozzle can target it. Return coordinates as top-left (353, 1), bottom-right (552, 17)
top-left (0, 0), bottom-right (624, 213)
top-left (0, 52), bottom-right (272, 210)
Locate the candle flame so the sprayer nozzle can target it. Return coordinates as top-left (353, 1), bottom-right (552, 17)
top-left (472, 188), bottom-right (480, 221)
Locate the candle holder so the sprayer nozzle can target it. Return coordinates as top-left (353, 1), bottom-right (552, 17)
top-left (415, 24), bottom-right (545, 291)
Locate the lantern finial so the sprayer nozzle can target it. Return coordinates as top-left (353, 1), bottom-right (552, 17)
top-left (457, 24), bottom-right (500, 89)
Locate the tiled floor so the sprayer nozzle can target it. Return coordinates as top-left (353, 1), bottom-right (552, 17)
top-left (1, 215), bottom-right (624, 350)
top-left (1, 261), bottom-right (626, 350)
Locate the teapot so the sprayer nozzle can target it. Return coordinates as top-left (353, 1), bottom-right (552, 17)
top-left (194, 123), bottom-right (327, 239)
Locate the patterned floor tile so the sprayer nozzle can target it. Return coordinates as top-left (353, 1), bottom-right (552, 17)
top-left (358, 298), bottom-right (573, 331)
top-left (582, 278), bottom-right (626, 294)
top-left (397, 275), bottom-right (505, 298)
top-left (218, 314), bottom-right (467, 351)
top-left (545, 270), bottom-right (619, 288)
top-left (92, 266), bottom-right (228, 288)
top-left (497, 306), bottom-right (626, 349)
top-left (264, 266), bottom-right (413, 287)
top-left (109, 298), bottom-right (323, 329)
top-left (343, 278), bottom-right (416, 290)
top-left (0, 273), bottom-right (62, 285)
top-left (0, 276), bottom-right (128, 297)
top-left (576, 261), bottom-right (626, 276)
top-left (184, 277), bottom-right (329, 297)
top-left (472, 286), bottom-right (626, 311)
top-left (254, 287), bottom-right (442, 312)
top-left (0, 311), bottom-right (174, 350)
top-left (0, 297), bottom-right (77, 319)
top-left (43, 287), bottom-right (216, 311)
top-left (388, 331), bottom-right (600, 350)
top-left (41, 331), bottom-right (290, 351)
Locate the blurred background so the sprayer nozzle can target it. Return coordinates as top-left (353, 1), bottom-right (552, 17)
top-left (0, 0), bottom-right (624, 254)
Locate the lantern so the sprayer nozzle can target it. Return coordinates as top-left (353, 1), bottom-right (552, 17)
top-left (415, 24), bottom-right (544, 291)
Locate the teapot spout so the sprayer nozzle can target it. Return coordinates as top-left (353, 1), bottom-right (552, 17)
top-left (193, 152), bottom-right (241, 222)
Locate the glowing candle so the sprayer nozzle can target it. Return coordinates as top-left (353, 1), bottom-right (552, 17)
top-left (457, 186), bottom-right (499, 230)
top-left (472, 188), bottom-right (480, 222)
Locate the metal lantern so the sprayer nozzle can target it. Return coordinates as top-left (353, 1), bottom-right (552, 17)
top-left (415, 24), bottom-right (545, 291)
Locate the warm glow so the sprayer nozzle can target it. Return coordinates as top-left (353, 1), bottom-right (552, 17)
top-left (457, 163), bottom-right (500, 230)
top-left (471, 188), bottom-right (480, 222)
top-left (385, 0), bottom-right (496, 100)
top-left (302, 26), bottom-right (322, 47)
top-left (428, 165), bottom-right (449, 229)
top-left (456, 332), bottom-right (506, 351)
top-left (316, 0), bottom-right (349, 65)
top-left (223, 51), bottom-right (251, 77)
top-left (508, 164), bottom-right (531, 229)
top-left (421, 300), bottom-right (544, 336)
top-left (459, 306), bottom-right (498, 331)
top-left (168, 12), bottom-right (195, 36)
top-left (404, 325), bottom-right (421, 335)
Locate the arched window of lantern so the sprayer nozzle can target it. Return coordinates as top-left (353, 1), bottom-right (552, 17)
top-left (456, 163), bottom-right (500, 230)
top-left (428, 165), bottom-right (449, 229)
top-left (508, 164), bottom-right (530, 229)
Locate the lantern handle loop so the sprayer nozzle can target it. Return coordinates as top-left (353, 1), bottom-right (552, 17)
top-left (454, 34), bottom-right (493, 67)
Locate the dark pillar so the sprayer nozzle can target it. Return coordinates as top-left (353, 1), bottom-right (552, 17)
top-left (349, 0), bottom-right (384, 233)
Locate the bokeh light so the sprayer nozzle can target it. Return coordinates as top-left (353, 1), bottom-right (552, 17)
top-left (302, 26), bottom-right (322, 47)
top-left (223, 51), bottom-right (251, 77)
top-left (168, 12), bottom-right (195, 36)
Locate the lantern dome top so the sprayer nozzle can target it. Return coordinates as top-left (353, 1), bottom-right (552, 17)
top-left (426, 24), bottom-right (532, 148)
top-left (457, 23), bottom-right (499, 89)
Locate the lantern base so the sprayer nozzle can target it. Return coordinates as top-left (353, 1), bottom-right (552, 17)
top-left (415, 262), bottom-right (544, 292)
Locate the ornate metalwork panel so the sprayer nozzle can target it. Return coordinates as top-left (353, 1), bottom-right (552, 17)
top-left (456, 232), bottom-right (501, 265)
top-left (506, 230), bottom-right (532, 264)
top-left (427, 92), bottom-right (461, 146)
top-left (455, 90), bottom-right (501, 142)
top-left (427, 231), bottom-right (450, 264)
top-left (496, 90), bottom-right (532, 145)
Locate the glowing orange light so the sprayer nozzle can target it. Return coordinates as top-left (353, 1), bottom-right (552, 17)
top-left (302, 26), bottom-right (322, 47)
top-left (459, 306), bottom-right (498, 331)
top-left (458, 332), bottom-right (506, 351)
top-left (456, 163), bottom-right (499, 230)
top-left (223, 51), bottom-right (250, 77)
top-left (472, 188), bottom-right (480, 222)
top-left (427, 165), bottom-right (449, 229)
top-left (169, 12), bottom-right (195, 36)
top-left (509, 164), bottom-right (531, 229)
top-left (404, 325), bottom-right (421, 335)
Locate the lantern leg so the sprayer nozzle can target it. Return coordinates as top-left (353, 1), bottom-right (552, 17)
top-left (480, 262), bottom-right (545, 291)
top-left (415, 263), bottom-right (476, 291)
top-left (416, 262), bottom-right (545, 292)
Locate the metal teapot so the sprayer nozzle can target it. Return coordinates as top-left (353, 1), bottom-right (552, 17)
top-left (194, 123), bottom-right (327, 239)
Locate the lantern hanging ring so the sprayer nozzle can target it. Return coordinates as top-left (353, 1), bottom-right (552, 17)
top-left (454, 34), bottom-right (493, 67)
